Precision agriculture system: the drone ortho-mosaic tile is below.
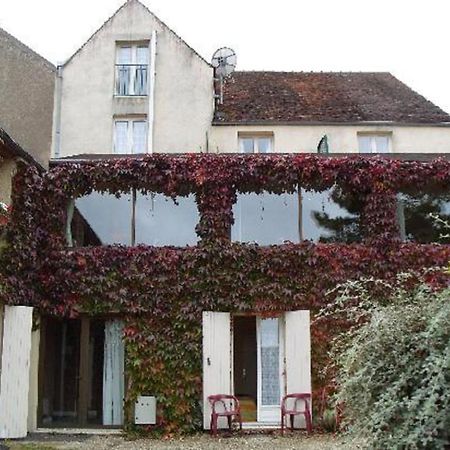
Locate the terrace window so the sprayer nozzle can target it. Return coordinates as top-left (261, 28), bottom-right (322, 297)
top-left (231, 186), bottom-right (362, 245)
top-left (67, 192), bottom-right (199, 247)
top-left (115, 44), bottom-right (149, 96)
top-left (397, 191), bottom-right (450, 243)
top-left (232, 191), bottom-right (299, 245)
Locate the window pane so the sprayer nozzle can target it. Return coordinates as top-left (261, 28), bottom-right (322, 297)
top-left (232, 191), bottom-right (299, 245)
top-left (132, 121), bottom-right (147, 153)
top-left (374, 136), bottom-right (390, 153)
top-left (358, 135), bottom-right (372, 153)
top-left (260, 318), bottom-right (280, 406)
top-left (117, 46), bottom-right (132, 64)
top-left (114, 122), bottom-right (129, 154)
top-left (134, 65), bottom-right (148, 95)
top-left (398, 192), bottom-right (450, 243)
top-left (116, 66), bottom-right (131, 95)
top-left (73, 192), bottom-right (133, 246)
top-left (136, 46), bottom-right (149, 64)
top-left (135, 193), bottom-right (199, 246)
top-left (301, 187), bottom-right (362, 243)
top-left (257, 138), bottom-right (272, 153)
top-left (240, 138), bottom-right (254, 154)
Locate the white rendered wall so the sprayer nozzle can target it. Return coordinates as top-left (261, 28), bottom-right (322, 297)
top-left (56, 0), bottom-right (214, 157)
top-left (209, 124), bottom-right (450, 154)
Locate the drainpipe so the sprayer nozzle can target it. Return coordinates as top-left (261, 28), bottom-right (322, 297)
top-left (51, 64), bottom-right (64, 158)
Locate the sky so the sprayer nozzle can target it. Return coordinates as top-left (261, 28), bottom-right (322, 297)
top-left (1, 0), bottom-right (450, 113)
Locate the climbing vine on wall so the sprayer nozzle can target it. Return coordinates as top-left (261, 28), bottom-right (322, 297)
top-left (2, 153), bottom-right (450, 433)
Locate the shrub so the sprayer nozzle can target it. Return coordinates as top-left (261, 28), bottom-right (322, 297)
top-left (321, 274), bottom-right (450, 449)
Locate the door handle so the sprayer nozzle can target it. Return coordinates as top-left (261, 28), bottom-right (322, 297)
top-left (207, 357), bottom-right (211, 366)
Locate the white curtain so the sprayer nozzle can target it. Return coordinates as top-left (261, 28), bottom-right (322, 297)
top-left (103, 320), bottom-right (125, 426)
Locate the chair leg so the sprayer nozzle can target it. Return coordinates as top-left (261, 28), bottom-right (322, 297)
top-left (238, 413), bottom-right (242, 431)
top-left (281, 413), bottom-right (285, 435)
top-left (212, 414), bottom-right (218, 436)
top-left (305, 410), bottom-right (313, 434)
top-left (227, 416), bottom-right (232, 431)
top-left (290, 414), bottom-right (294, 431)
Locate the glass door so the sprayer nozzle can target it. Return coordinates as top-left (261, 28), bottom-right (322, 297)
top-left (257, 317), bottom-right (284, 422)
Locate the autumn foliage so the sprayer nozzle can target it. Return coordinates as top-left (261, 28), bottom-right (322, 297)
top-left (2, 153), bottom-right (450, 432)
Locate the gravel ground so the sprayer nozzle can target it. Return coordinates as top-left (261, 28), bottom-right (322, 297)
top-left (4, 432), bottom-right (365, 450)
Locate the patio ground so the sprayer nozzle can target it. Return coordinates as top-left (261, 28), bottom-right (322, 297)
top-left (3, 432), bottom-right (364, 450)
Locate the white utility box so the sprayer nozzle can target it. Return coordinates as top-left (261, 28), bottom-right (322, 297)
top-left (134, 395), bottom-right (157, 425)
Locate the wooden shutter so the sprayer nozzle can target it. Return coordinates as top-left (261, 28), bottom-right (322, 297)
top-left (284, 310), bottom-right (312, 428)
top-left (202, 312), bottom-right (231, 430)
top-left (0, 306), bottom-right (33, 438)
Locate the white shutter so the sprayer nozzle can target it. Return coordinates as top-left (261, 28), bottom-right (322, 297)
top-left (284, 310), bottom-right (312, 428)
top-left (0, 306), bottom-right (33, 438)
top-left (202, 312), bottom-right (231, 430)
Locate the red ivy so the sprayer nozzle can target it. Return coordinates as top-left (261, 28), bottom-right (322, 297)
top-left (2, 153), bottom-right (450, 432)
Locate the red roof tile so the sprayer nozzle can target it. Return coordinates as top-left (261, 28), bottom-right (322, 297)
top-left (214, 72), bottom-right (450, 124)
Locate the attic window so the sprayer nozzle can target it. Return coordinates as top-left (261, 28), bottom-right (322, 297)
top-left (115, 43), bottom-right (149, 96)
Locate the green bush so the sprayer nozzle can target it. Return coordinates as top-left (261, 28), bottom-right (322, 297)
top-left (321, 274), bottom-right (450, 449)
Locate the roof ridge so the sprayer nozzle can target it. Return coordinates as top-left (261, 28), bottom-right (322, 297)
top-left (0, 26), bottom-right (55, 71)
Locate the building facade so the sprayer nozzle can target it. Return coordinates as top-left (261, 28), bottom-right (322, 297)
top-left (2, 0), bottom-right (450, 438)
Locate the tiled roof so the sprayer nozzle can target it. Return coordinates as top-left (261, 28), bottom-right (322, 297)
top-left (214, 71), bottom-right (450, 124)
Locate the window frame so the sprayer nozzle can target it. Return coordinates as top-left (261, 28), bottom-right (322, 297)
top-left (357, 132), bottom-right (392, 154)
top-left (113, 117), bottom-right (148, 154)
top-left (115, 42), bottom-right (149, 97)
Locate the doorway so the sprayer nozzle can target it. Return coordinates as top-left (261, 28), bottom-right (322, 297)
top-left (233, 316), bottom-right (284, 423)
top-left (38, 317), bottom-right (124, 427)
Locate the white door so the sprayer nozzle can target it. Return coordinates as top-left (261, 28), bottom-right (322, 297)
top-left (256, 317), bottom-right (284, 423)
top-left (285, 310), bottom-right (312, 428)
top-left (202, 312), bottom-right (231, 430)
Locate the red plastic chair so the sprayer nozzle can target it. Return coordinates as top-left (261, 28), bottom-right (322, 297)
top-left (281, 393), bottom-right (313, 434)
top-left (207, 394), bottom-right (242, 436)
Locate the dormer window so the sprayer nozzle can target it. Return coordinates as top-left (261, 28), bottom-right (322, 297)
top-left (115, 43), bottom-right (149, 96)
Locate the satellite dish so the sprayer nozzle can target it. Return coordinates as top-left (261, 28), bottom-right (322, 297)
top-left (211, 47), bottom-right (237, 78)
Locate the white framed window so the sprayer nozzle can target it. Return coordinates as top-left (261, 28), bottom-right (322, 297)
top-left (115, 43), bottom-right (149, 96)
top-left (113, 118), bottom-right (148, 154)
top-left (239, 134), bottom-right (273, 153)
top-left (358, 133), bottom-right (392, 153)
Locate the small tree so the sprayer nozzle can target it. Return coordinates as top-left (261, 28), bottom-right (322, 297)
top-left (319, 273), bottom-right (450, 449)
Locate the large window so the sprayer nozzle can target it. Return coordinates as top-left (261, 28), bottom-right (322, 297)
top-left (301, 188), bottom-right (362, 243)
top-left (115, 44), bottom-right (149, 96)
top-left (232, 191), bottom-right (299, 245)
top-left (397, 191), bottom-right (450, 243)
top-left (68, 192), bottom-right (199, 247)
top-left (358, 133), bottom-right (391, 153)
top-left (232, 187), bottom-right (362, 245)
top-left (113, 118), bottom-right (147, 154)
